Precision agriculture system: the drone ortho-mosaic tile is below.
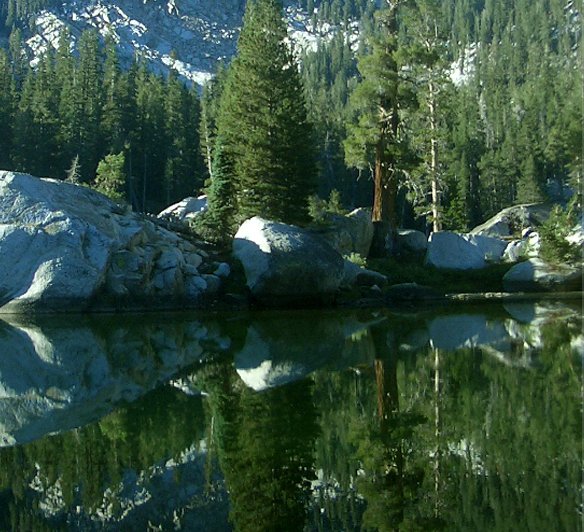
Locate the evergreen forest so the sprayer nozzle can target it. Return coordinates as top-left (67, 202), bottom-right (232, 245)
top-left (0, 0), bottom-right (581, 230)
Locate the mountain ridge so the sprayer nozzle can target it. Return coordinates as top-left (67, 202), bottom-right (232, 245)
top-left (5, 0), bottom-right (347, 85)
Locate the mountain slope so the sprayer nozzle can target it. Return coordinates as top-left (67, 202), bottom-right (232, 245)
top-left (12, 0), bottom-right (338, 85)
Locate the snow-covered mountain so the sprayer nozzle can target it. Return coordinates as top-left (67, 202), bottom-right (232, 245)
top-left (20, 0), bottom-right (347, 86)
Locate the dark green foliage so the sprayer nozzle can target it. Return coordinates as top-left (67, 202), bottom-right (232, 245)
top-left (1, 29), bottom-right (204, 213)
top-left (307, 188), bottom-right (347, 225)
top-left (2, 0), bottom-right (58, 27)
top-left (0, 385), bottom-right (207, 521)
top-left (0, 48), bottom-right (16, 170)
top-left (199, 64), bottom-right (229, 182)
top-left (0, 0), bottom-right (580, 241)
top-left (197, 137), bottom-right (237, 244)
top-left (217, 0), bottom-right (317, 226)
top-left (539, 201), bottom-right (582, 265)
top-left (94, 151), bottom-right (126, 202)
top-left (367, 256), bottom-right (513, 294)
top-left (344, 2), bottom-right (418, 229)
top-left (199, 362), bottom-right (319, 532)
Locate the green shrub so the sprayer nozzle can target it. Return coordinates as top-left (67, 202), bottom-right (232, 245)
top-left (539, 201), bottom-right (581, 265)
top-left (308, 189), bottom-right (347, 225)
top-left (344, 252), bottom-right (367, 267)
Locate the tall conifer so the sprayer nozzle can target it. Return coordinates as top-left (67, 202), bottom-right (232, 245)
top-left (344, 0), bottom-right (414, 233)
top-left (217, 0), bottom-right (316, 226)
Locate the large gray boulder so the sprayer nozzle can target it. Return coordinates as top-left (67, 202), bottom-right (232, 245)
top-left (0, 171), bottom-right (220, 312)
top-left (425, 231), bottom-right (507, 270)
top-left (233, 217), bottom-right (345, 304)
top-left (158, 195), bottom-right (208, 221)
top-left (313, 207), bottom-right (374, 258)
top-left (502, 258), bottom-right (582, 292)
top-left (471, 203), bottom-right (552, 238)
top-left (396, 229), bottom-right (428, 255)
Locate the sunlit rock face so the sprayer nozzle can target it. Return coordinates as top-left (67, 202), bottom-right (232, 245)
top-left (0, 315), bottom-right (228, 446)
top-left (233, 216), bottom-right (345, 305)
top-left (470, 203), bottom-right (552, 238)
top-left (503, 258), bottom-right (583, 292)
top-left (23, 0), bottom-right (350, 87)
top-left (0, 171), bottom-right (223, 312)
top-left (158, 195), bottom-right (208, 221)
top-left (314, 207), bottom-right (374, 258)
top-left (425, 231), bottom-right (507, 270)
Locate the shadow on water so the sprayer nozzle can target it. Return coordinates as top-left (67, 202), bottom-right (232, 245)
top-left (0, 300), bottom-right (581, 530)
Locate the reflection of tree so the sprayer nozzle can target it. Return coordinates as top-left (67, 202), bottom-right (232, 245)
top-left (404, 315), bottom-right (582, 532)
top-left (199, 361), bottom-right (319, 532)
top-left (350, 326), bottom-right (433, 532)
top-left (0, 386), bottom-right (206, 525)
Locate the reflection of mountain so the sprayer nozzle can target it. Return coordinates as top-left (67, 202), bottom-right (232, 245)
top-left (0, 385), bottom-right (230, 531)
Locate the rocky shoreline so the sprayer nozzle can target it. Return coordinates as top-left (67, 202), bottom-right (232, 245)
top-left (1, 170), bottom-right (581, 315)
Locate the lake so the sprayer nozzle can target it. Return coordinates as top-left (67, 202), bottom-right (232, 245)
top-left (0, 300), bottom-right (581, 531)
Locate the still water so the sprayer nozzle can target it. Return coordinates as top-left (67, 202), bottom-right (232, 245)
top-left (0, 301), bottom-right (581, 531)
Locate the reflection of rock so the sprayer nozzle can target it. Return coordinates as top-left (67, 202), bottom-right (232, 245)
top-left (0, 316), bottom-right (229, 446)
top-left (235, 311), bottom-right (375, 391)
top-left (427, 314), bottom-right (509, 351)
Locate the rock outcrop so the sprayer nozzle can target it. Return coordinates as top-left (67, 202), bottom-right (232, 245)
top-left (502, 258), bottom-right (582, 292)
top-left (425, 231), bottom-right (507, 270)
top-left (233, 217), bottom-right (345, 305)
top-left (314, 207), bottom-right (374, 258)
top-left (396, 229), bottom-right (428, 256)
top-left (158, 195), bottom-right (208, 222)
top-left (470, 203), bottom-right (552, 238)
top-left (0, 171), bottom-right (225, 312)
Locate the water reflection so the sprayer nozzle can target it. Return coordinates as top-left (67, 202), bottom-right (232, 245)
top-left (0, 301), bottom-right (581, 530)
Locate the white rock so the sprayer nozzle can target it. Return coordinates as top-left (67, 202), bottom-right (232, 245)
top-left (503, 258), bottom-right (582, 292)
top-left (0, 171), bottom-right (215, 311)
top-left (158, 195), bottom-right (208, 221)
top-left (233, 217), bottom-right (344, 303)
top-left (425, 231), bottom-right (486, 270)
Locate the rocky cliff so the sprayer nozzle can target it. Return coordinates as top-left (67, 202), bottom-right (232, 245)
top-left (0, 171), bottom-right (229, 312)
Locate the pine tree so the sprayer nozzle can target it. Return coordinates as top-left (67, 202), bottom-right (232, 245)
top-left (55, 28), bottom-right (81, 175)
top-left (94, 151), bottom-right (126, 202)
top-left (0, 49), bottom-right (15, 170)
top-left (217, 0), bottom-right (317, 226)
top-left (200, 137), bottom-right (236, 245)
top-left (344, 0), bottom-right (414, 234)
top-left (402, 0), bottom-right (452, 232)
top-left (65, 154), bottom-right (81, 183)
top-left (199, 64), bottom-right (228, 182)
top-left (76, 29), bottom-right (103, 181)
top-left (101, 35), bottom-right (127, 155)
